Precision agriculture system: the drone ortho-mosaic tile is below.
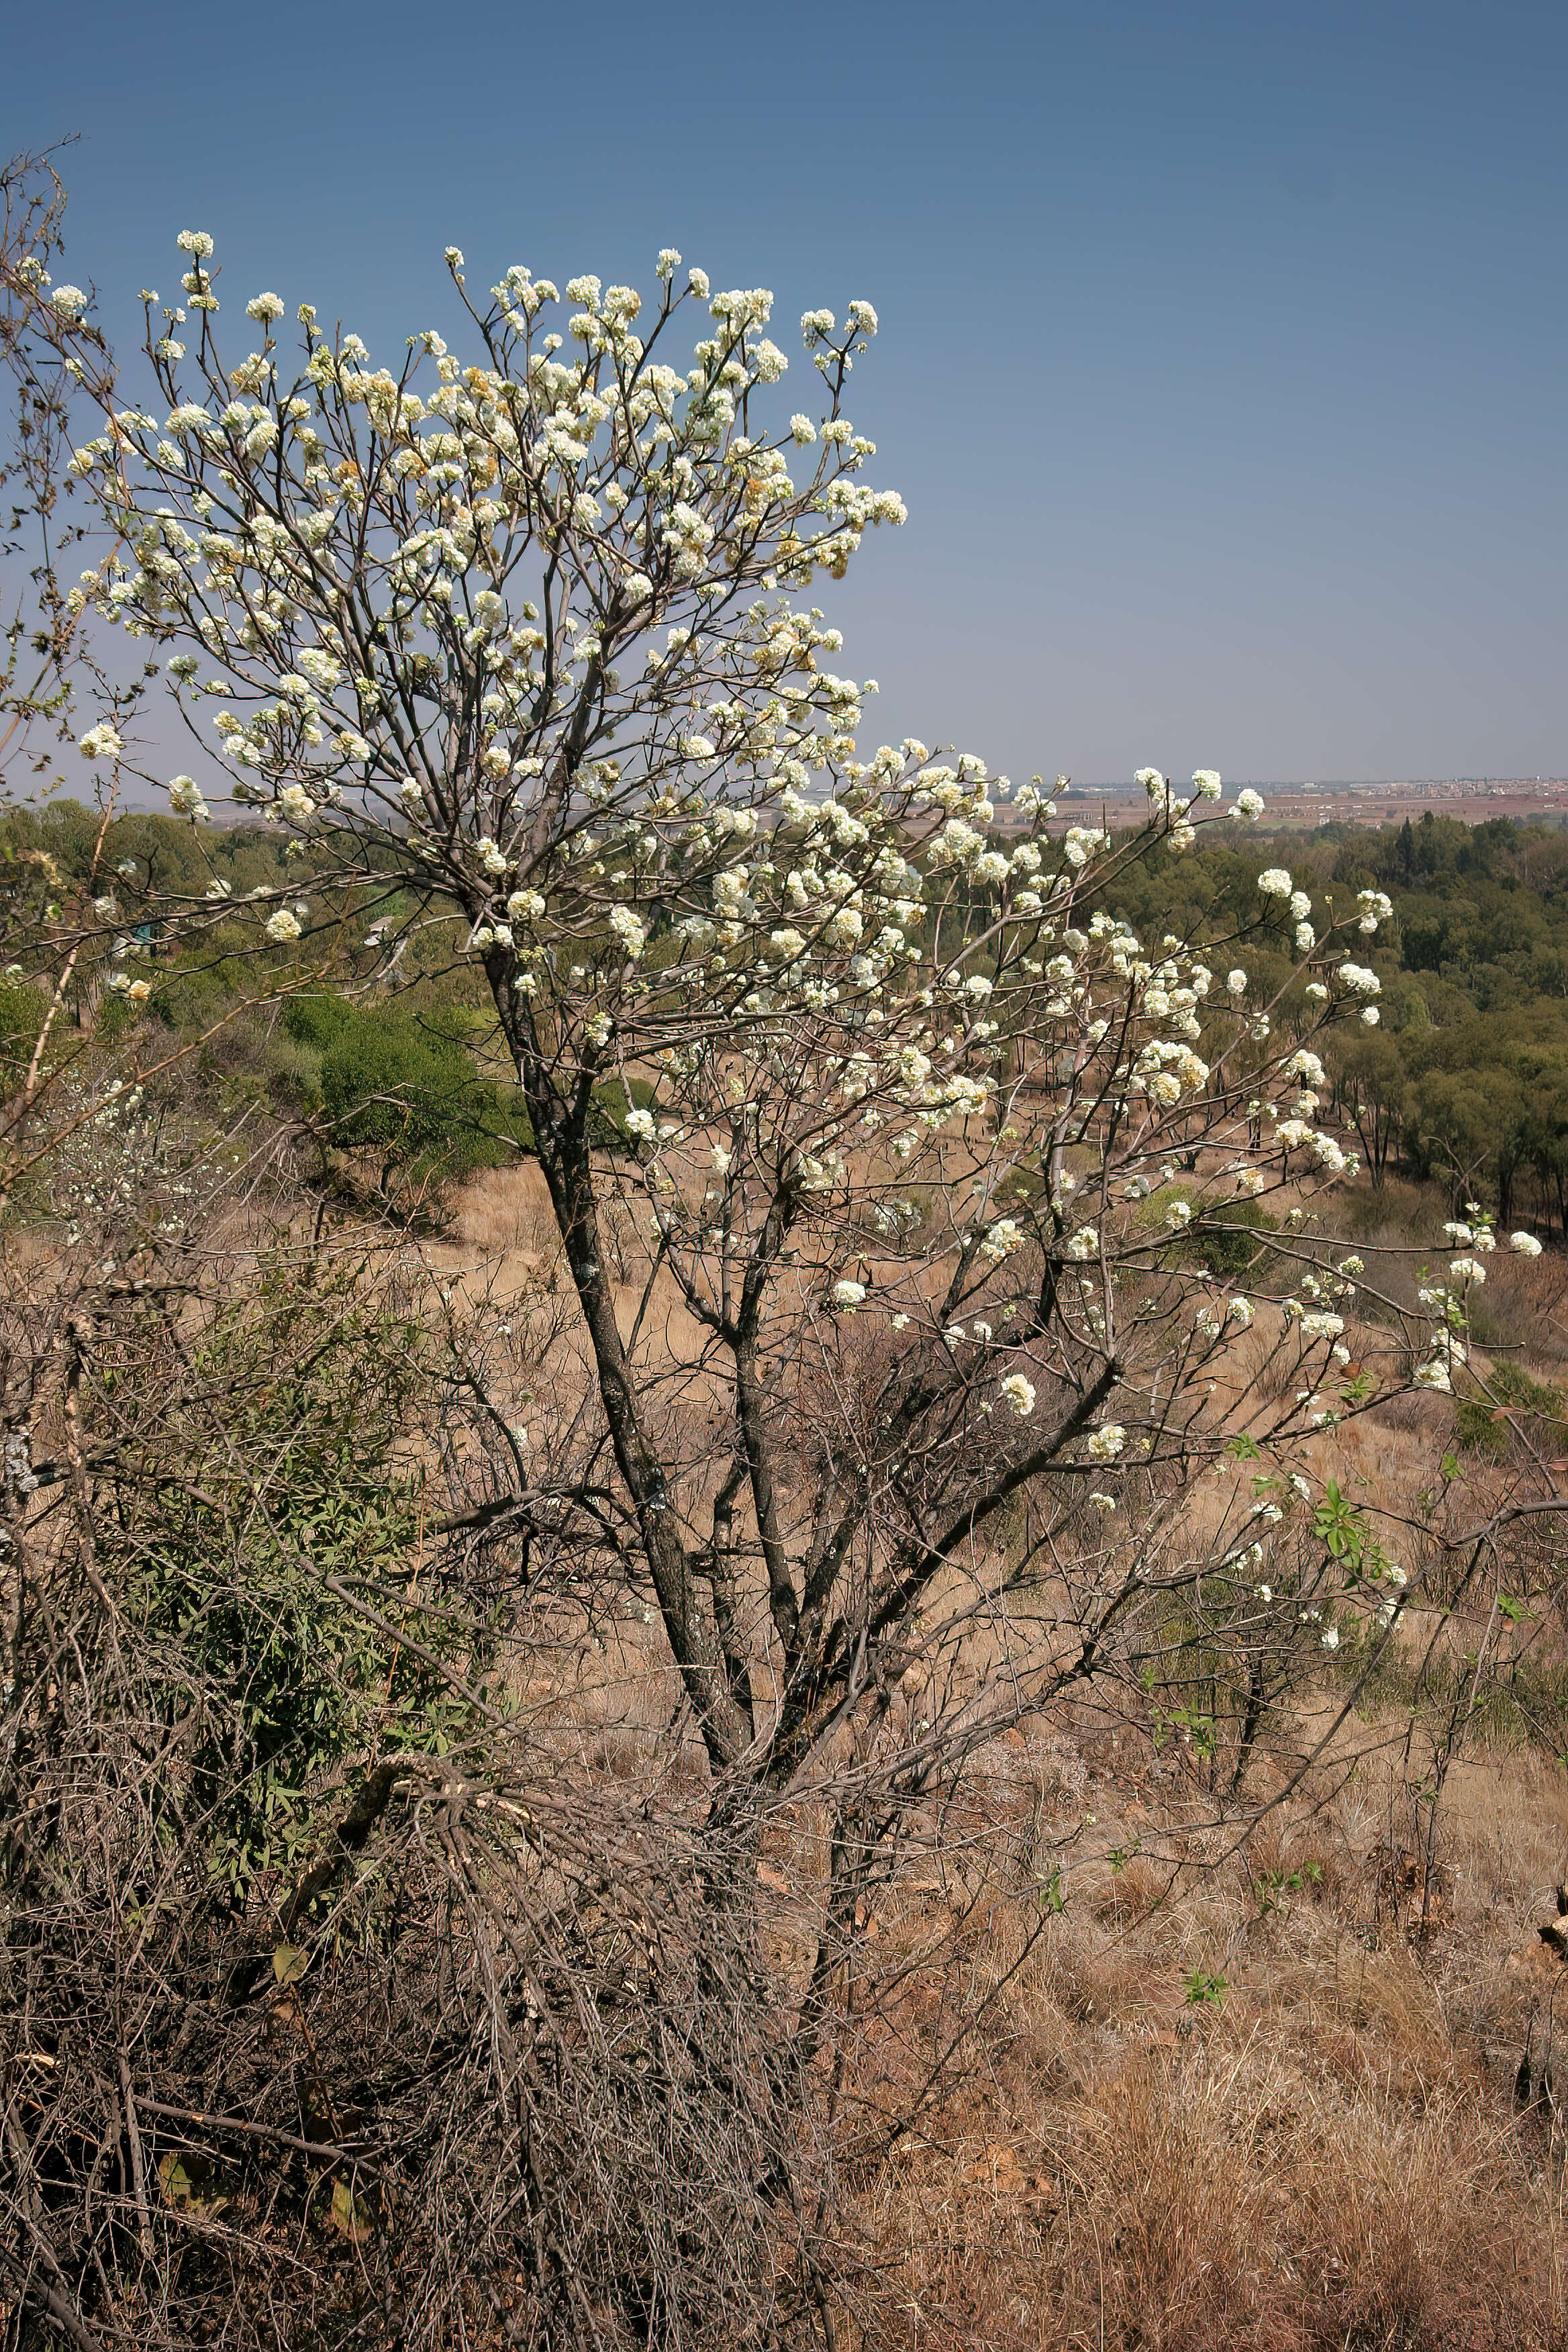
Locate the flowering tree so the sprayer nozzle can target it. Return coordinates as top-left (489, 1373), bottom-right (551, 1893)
top-left (7, 200), bottom-right (1568, 2349)
top-left (15, 228), bottom-right (1497, 1802)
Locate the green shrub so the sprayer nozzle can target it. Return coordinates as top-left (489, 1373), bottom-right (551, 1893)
top-left (281, 992), bottom-right (356, 1056)
top-left (1145, 1189), bottom-right (1281, 1280)
top-left (1192, 1199), bottom-right (1281, 1279)
top-left (302, 997), bottom-right (528, 1185)
top-left (0, 977), bottom-right (47, 1077)
top-left (258, 1029), bottom-right (326, 1110)
top-left (1456, 1360), bottom-right (1567, 1455)
top-left (1487, 1360), bottom-right (1565, 1417)
top-left (124, 1271), bottom-right (469, 1897)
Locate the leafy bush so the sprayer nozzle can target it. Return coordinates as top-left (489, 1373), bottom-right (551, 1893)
top-left (1455, 1360), bottom-right (1567, 1457)
top-left (122, 1269), bottom-right (468, 1896)
top-left (0, 975), bottom-right (46, 1077)
top-left (1148, 1189), bottom-right (1281, 1279)
top-left (1193, 1198), bottom-right (1281, 1279)
top-left (285, 993), bottom-right (528, 1185)
top-left (280, 992), bottom-right (356, 1055)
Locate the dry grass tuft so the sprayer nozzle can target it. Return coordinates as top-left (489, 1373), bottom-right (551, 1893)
top-left (449, 1160), bottom-right (562, 1262)
top-left (839, 1728), bottom-right (1568, 2352)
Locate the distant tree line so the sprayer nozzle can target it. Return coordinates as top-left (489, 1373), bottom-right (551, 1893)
top-left (1099, 808), bottom-right (1568, 1225)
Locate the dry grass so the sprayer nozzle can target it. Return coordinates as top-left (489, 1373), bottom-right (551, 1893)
top-left (448, 1159), bottom-right (563, 1263)
top-left (1473, 1250), bottom-right (1568, 1372)
top-left (419, 1159), bottom-right (1568, 2349)
top-left (849, 2041), bottom-right (1565, 2349)
top-left (837, 1728), bottom-right (1568, 2352)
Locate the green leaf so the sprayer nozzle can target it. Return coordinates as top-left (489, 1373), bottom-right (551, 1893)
top-left (330, 2176), bottom-right (374, 2241)
top-left (272, 1942), bottom-right (309, 1986)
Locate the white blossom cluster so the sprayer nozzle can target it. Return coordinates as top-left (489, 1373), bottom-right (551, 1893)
top-left (28, 228), bottom-right (1499, 1585)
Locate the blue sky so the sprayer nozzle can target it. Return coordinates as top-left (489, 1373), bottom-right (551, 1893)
top-left (6, 0), bottom-right (1564, 783)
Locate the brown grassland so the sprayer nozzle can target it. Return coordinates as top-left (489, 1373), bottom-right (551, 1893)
top-left (422, 1162), bottom-right (1568, 2352)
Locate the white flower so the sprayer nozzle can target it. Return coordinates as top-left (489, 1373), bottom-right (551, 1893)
top-left (1321, 1628), bottom-right (1340, 1651)
top-left (1088, 1491), bottom-right (1118, 1512)
top-left (1085, 1423), bottom-right (1126, 1462)
top-left (264, 908), bottom-right (302, 944)
top-left (1226, 969), bottom-right (1248, 995)
top-left (1257, 867), bottom-right (1292, 898)
top-left (890, 1312), bottom-right (910, 1330)
top-left (1300, 1312), bottom-right (1344, 1340)
top-left (50, 285), bottom-right (89, 318)
top-left (1065, 1226), bottom-right (1099, 1261)
top-left (832, 1279), bottom-right (867, 1312)
top-left (1336, 961), bottom-right (1381, 996)
top-left (1232, 789), bottom-right (1265, 820)
top-left (1414, 1359), bottom-right (1452, 1392)
top-left (789, 414), bottom-right (818, 444)
top-left (1443, 1222), bottom-right (1473, 1246)
top-left (1256, 1584), bottom-right (1273, 1604)
top-left (246, 292), bottom-right (286, 324)
top-left (79, 722), bottom-right (124, 763)
top-left (166, 775), bottom-right (210, 821)
top-left (1361, 1006), bottom-right (1380, 1026)
top-left (1510, 1231), bottom-right (1544, 1257)
top-left (1449, 1256), bottom-right (1485, 1285)
top-left (1165, 1199), bottom-right (1191, 1229)
top-left (1191, 769), bottom-right (1222, 799)
top-left (609, 904), bottom-right (646, 960)
top-left (624, 1107), bottom-right (656, 1144)
top-left (1001, 1373), bottom-right (1036, 1420)
top-left (176, 230), bottom-right (215, 257)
